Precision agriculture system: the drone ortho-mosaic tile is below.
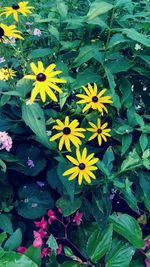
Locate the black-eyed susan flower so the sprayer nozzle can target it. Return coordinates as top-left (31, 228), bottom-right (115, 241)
top-left (0, 2), bottom-right (34, 22)
top-left (0, 23), bottom-right (23, 41)
top-left (87, 118), bottom-right (111, 146)
top-left (50, 116), bottom-right (85, 152)
top-left (0, 68), bottom-right (17, 80)
top-left (76, 83), bottom-right (112, 115)
top-left (63, 148), bottom-right (99, 185)
top-left (24, 61), bottom-right (67, 103)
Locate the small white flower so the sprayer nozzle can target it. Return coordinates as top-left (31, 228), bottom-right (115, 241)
top-left (33, 28), bottom-right (41, 37)
top-left (135, 44), bottom-right (143, 51)
top-left (0, 57), bottom-right (5, 64)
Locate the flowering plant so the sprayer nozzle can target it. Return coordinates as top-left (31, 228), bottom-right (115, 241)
top-left (0, 0), bottom-right (150, 266)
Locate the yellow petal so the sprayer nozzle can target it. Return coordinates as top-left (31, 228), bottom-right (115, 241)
top-left (30, 86), bottom-right (39, 102)
top-left (98, 134), bottom-right (102, 146)
top-left (38, 61), bottom-right (44, 73)
top-left (65, 116), bottom-right (69, 126)
top-left (65, 137), bottom-right (71, 152)
top-left (24, 75), bottom-right (36, 80)
top-left (97, 88), bottom-right (107, 98)
top-left (76, 149), bottom-right (82, 162)
top-left (82, 148), bottom-right (87, 161)
top-left (101, 122), bottom-right (108, 129)
top-left (86, 170), bottom-right (96, 179)
top-left (55, 119), bottom-right (65, 129)
top-left (45, 87), bottom-right (58, 102)
top-left (69, 135), bottom-right (81, 148)
top-left (68, 170), bottom-right (79, 180)
top-left (63, 166), bottom-right (79, 176)
top-left (88, 122), bottom-right (97, 129)
top-left (82, 103), bottom-right (92, 113)
top-left (83, 173), bottom-right (91, 184)
top-left (30, 63), bottom-right (39, 74)
top-left (40, 88), bottom-right (46, 102)
top-left (50, 132), bottom-right (63, 141)
top-left (88, 133), bottom-right (98, 141)
top-left (66, 155), bottom-right (79, 166)
top-left (78, 172), bottom-right (83, 185)
top-left (86, 158), bottom-right (99, 166)
top-left (58, 135), bottom-right (65, 150)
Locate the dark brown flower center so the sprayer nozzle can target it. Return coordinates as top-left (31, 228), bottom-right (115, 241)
top-left (97, 128), bottom-right (102, 134)
top-left (79, 163), bottom-right (85, 170)
top-left (92, 96), bottom-right (98, 103)
top-left (36, 73), bottom-right (46, 82)
top-left (12, 4), bottom-right (20, 10)
top-left (63, 127), bottom-right (71, 135)
top-left (0, 27), bottom-right (4, 38)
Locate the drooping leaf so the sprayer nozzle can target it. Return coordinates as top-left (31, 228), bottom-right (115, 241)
top-left (4, 228), bottom-right (22, 251)
top-left (109, 213), bottom-right (144, 248)
top-left (0, 214), bottom-right (13, 235)
top-left (87, 1), bottom-right (114, 20)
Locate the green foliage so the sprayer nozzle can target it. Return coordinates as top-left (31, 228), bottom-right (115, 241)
top-left (0, 0), bottom-right (150, 266)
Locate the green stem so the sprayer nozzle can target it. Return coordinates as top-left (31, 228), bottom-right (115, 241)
top-left (105, 7), bottom-right (115, 51)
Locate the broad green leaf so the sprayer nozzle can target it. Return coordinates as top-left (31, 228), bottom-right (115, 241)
top-left (22, 102), bottom-right (53, 149)
top-left (96, 160), bottom-right (110, 176)
top-left (87, 1), bottom-right (114, 20)
top-left (139, 133), bottom-right (148, 152)
top-left (25, 246), bottom-right (41, 266)
top-left (73, 45), bottom-right (99, 67)
top-left (121, 134), bottom-right (132, 156)
top-left (0, 160), bottom-right (6, 172)
top-left (102, 147), bottom-right (115, 172)
top-left (0, 214), bottom-right (13, 235)
top-left (122, 28), bottom-right (150, 47)
top-left (108, 34), bottom-right (127, 48)
top-left (121, 149), bottom-right (141, 171)
top-left (16, 79), bottom-right (33, 98)
top-left (28, 48), bottom-right (52, 59)
top-left (57, 0), bottom-right (68, 18)
top-left (4, 229), bottom-right (22, 251)
top-left (0, 251), bottom-right (38, 267)
top-left (105, 238), bottom-right (135, 267)
top-left (56, 196), bottom-right (82, 216)
top-left (47, 235), bottom-right (58, 253)
top-left (139, 172), bottom-right (150, 200)
top-left (109, 213), bottom-right (144, 248)
top-left (17, 184), bottom-right (54, 219)
top-left (119, 79), bottom-right (133, 108)
top-left (138, 55), bottom-right (150, 66)
top-left (87, 224), bottom-right (113, 262)
top-left (0, 232), bottom-right (7, 245)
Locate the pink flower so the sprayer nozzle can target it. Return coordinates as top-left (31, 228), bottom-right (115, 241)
top-left (38, 228), bottom-right (47, 239)
top-left (41, 247), bottom-right (51, 258)
top-left (58, 208), bottom-right (62, 213)
top-left (17, 246), bottom-right (27, 254)
top-left (73, 211), bottom-right (83, 226)
top-left (35, 217), bottom-right (47, 229)
top-left (57, 244), bottom-right (62, 255)
top-left (33, 237), bottom-right (43, 248)
top-left (146, 239), bottom-right (150, 248)
top-left (145, 258), bottom-right (150, 267)
top-left (47, 210), bottom-right (56, 224)
top-left (33, 28), bottom-right (41, 37)
top-left (0, 131), bottom-right (12, 151)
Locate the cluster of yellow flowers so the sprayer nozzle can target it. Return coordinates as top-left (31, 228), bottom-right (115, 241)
top-left (0, 2), bottom-right (113, 185)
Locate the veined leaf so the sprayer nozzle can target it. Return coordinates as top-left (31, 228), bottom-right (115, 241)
top-left (87, 1), bottom-right (114, 20)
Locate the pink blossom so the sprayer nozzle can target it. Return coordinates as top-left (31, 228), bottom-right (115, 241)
top-left (35, 217), bottom-right (47, 229)
top-left (0, 131), bottom-right (12, 151)
top-left (73, 211), bottom-right (83, 226)
top-left (47, 210), bottom-right (56, 224)
top-left (146, 239), bottom-right (150, 249)
top-left (41, 247), bottom-right (51, 258)
top-left (33, 237), bottom-right (43, 248)
top-left (17, 246), bottom-right (27, 254)
top-left (38, 228), bottom-right (47, 239)
top-left (58, 208), bottom-right (62, 213)
top-left (57, 244), bottom-right (62, 255)
top-left (33, 28), bottom-right (41, 37)
top-left (145, 258), bottom-right (150, 267)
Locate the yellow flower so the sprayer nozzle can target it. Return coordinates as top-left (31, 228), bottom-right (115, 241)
top-left (0, 23), bottom-right (23, 41)
top-left (63, 148), bottom-right (99, 185)
top-left (76, 83), bottom-right (112, 115)
top-left (50, 116), bottom-right (85, 152)
top-left (87, 118), bottom-right (111, 146)
top-left (24, 61), bottom-right (67, 103)
top-left (0, 68), bottom-right (17, 80)
top-left (0, 2), bottom-right (34, 22)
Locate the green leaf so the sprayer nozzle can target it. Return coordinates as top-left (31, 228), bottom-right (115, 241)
top-left (108, 34), bottom-right (127, 48)
top-left (22, 102), bottom-right (54, 149)
top-left (4, 229), bottom-right (22, 251)
top-left (139, 133), bottom-right (148, 152)
top-left (56, 196), bottom-right (82, 216)
top-left (0, 251), bottom-right (38, 267)
top-left (121, 149), bottom-right (141, 171)
top-left (73, 45), bottom-right (99, 67)
top-left (16, 79), bottom-right (33, 98)
top-left (122, 28), bottom-right (150, 47)
top-left (47, 235), bottom-right (58, 253)
top-left (0, 232), bottom-right (7, 245)
top-left (105, 238), bottom-right (135, 267)
top-left (109, 213), bottom-right (144, 248)
top-left (121, 134), bottom-right (132, 156)
top-left (87, 224), bottom-right (113, 262)
top-left (17, 184), bottom-right (54, 219)
top-left (0, 214), bottom-right (13, 235)
top-left (139, 172), bottom-right (150, 200)
top-left (0, 160), bottom-right (7, 172)
top-left (25, 246), bottom-right (41, 266)
top-left (96, 160), bottom-right (110, 176)
top-left (57, 0), bottom-right (68, 18)
top-left (102, 147), bottom-right (115, 172)
top-left (61, 262), bottom-right (82, 267)
top-left (28, 48), bottom-right (52, 59)
top-left (119, 79), bottom-right (133, 109)
top-left (87, 1), bottom-right (114, 20)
